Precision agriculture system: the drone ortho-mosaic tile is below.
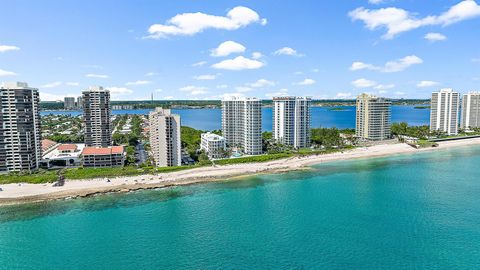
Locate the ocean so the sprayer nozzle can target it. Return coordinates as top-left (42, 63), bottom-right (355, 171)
top-left (41, 105), bottom-right (430, 131)
top-left (1, 145), bottom-right (479, 269)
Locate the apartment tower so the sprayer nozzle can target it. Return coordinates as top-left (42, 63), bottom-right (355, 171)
top-left (356, 93), bottom-right (392, 140)
top-left (0, 82), bottom-right (41, 172)
top-left (64, 97), bottom-right (76, 110)
top-left (149, 107), bottom-right (181, 167)
top-left (82, 86), bottom-right (112, 147)
top-left (273, 96), bottom-right (311, 148)
top-left (430, 88), bottom-right (460, 135)
top-left (460, 91), bottom-right (480, 130)
top-left (221, 97), bottom-right (262, 155)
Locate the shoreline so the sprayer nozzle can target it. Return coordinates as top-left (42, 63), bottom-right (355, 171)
top-left (2, 138), bottom-right (480, 206)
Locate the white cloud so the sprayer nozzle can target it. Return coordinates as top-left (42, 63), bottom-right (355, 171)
top-left (394, 91), bottom-right (406, 96)
top-left (217, 84), bottom-right (228, 89)
top-left (252, 52), bottom-right (263, 59)
top-left (296, 78), bottom-right (316, 85)
top-left (180, 85), bottom-right (208, 95)
top-left (108, 87), bottom-right (134, 96)
top-left (146, 6), bottom-right (266, 39)
top-left (85, 73), bottom-right (109, 79)
top-left (145, 72), bottom-right (158, 76)
top-left (351, 78), bottom-right (377, 88)
top-left (335, 92), bottom-right (353, 99)
top-left (424, 32), bottom-right (447, 42)
top-left (274, 47), bottom-right (304, 57)
top-left (164, 96), bottom-right (174, 100)
top-left (194, 74), bottom-right (217, 80)
top-left (42, 81), bottom-right (63, 88)
top-left (211, 56), bottom-right (264, 70)
top-left (0, 45), bottom-right (20, 53)
top-left (66, 82), bottom-right (80, 86)
top-left (369, 0), bottom-right (384, 4)
top-left (312, 68), bottom-right (320, 73)
top-left (247, 79), bottom-right (276, 88)
top-left (192, 61), bottom-right (207, 67)
top-left (374, 84), bottom-right (395, 90)
top-left (39, 92), bottom-right (65, 101)
top-left (125, 80), bottom-right (152, 86)
top-left (472, 58), bottom-right (480, 63)
top-left (417, 80), bottom-right (439, 88)
top-left (0, 68), bottom-right (17, 77)
top-left (155, 89), bottom-right (163, 92)
top-left (266, 88), bottom-right (289, 97)
top-left (350, 55), bottom-right (423, 73)
top-left (211, 41), bottom-right (246, 57)
top-left (235, 86), bottom-right (253, 92)
top-left (349, 1), bottom-right (480, 39)
top-left (216, 92), bottom-right (246, 100)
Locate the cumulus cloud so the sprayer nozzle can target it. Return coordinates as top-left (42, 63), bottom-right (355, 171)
top-left (108, 87), bottom-right (134, 96)
top-left (211, 41), bottom-right (246, 57)
top-left (351, 78), bottom-right (377, 88)
top-left (369, 0), bottom-right (384, 4)
top-left (146, 6), bottom-right (266, 39)
top-left (41, 81), bottom-right (63, 88)
top-left (374, 84), bottom-right (395, 90)
top-left (66, 82), bottom-right (80, 86)
top-left (274, 47), bottom-right (304, 57)
top-left (335, 92), bottom-right (353, 99)
top-left (0, 68), bottom-right (17, 77)
top-left (417, 80), bottom-right (439, 88)
top-left (211, 56), bottom-right (264, 70)
top-left (217, 84), bottom-right (228, 89)
top-left (252, 52), bottom-right (263, 59)
top-left (145, 72), bottom-right (158, 76)
top-left (350, 55), bottom-right (423, 72)
top-left (86, 73), bottom-right (109, 79)
top-left (0, 45), bottom-right (20, 53)
top-left (424, 32), bottom-right (447, 42)
top-left (194, 74), bottom-right (217, 80)
top-left (180, 85), bottom-right (208, 95)
top-left (247, 79), bottom-right (276, 88)
top-left (295, 78), bottom-right (316, 85)
top-left (125, 80), bottom-right (152, 86)
top-left (349, 0), bottom-right (480, 39)
top-left (235, 86), bottom-right (253, 92)
top-left (192, 61), bottom-right (207, 67)
top-left (266, 88), bottom-right (289, 97)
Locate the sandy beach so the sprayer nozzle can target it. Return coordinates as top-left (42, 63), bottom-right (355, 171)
top-left (1, 138), bottom-right (480, 205)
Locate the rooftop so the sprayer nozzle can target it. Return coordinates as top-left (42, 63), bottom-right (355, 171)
top-left (82, 146), bottom-right (124, 156)
top-left (58, 144), bottom-right (78, 151)
top-left (41, 139), bottom-right (58, 153)
top-left (202, 132), bottom-right (225, 141)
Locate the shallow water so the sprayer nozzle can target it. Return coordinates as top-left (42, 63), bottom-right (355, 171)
top-left (1, 146), bottom-right (479, 269)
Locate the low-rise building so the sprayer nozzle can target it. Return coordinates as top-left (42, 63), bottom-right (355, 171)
top-left (201, 132), bottom-right (227, 159)
top-left (81, 146), bottom-right (125, 168)
top-left (41, 143), bottom-right (84, 168)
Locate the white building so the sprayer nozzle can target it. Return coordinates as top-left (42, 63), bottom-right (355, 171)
top-left (356, 93), bottom-right (392, 140)
top-left (430, 88), bottom-right (460, 135)
top-left (273, 97), bottom-right (311, 148)
top-left (149, 107), bottom-right (181, 167)
top-left (221, 97), bottom-right (262, 155)
top-left (82, 86), bottom-right (112, 147)
top-left (201, 132), bottom-right (226, 159)
top-left (0, 82), bottom-right (42, 172)
top-left (460, 91), bottom-right (480, 130)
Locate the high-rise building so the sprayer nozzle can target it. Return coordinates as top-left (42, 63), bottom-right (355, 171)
top-left (82, 86), bottom-right (112, 147)
top-left (221, 97), bottom-right (262, 155)
top-left (356, 93), bottom-right (392, 140)
top-left (64, 97), bottom-right (76, 110)
top-left (460, 91), bottom-right (480, 130)
top-left (149, 107), bottom-right (181, 167)
top-left (430, 88), bottom-right (460, 135)
top-left (77, 96), bottom-right (83, 110)
top-left (273, 97), bottom-right (311, 148)
top-left (0, 82), bottom-right (41, 172)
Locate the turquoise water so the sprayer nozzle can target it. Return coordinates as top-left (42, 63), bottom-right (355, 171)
top-left (1, 146), bottom-right (480, 269)
top-left (41, 105), bottom-right (430, 131)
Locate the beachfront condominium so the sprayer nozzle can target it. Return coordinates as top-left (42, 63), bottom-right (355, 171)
top-left (82, 86), bottom-right (112, 147)
top-left (64, 97), bottom-right (76, 110)
top-left (149, 107), bottom-right (181, 167)
top-left (356, 93), bottom-right (392, 140)
top-left (460, 91), bottom-right (480, 130)
top-left (201, 132), bottom-right (227, 159)
top-left (430, 88), bottom-right (460, 135)
top-left (221, 97), bottom-right (262, 155)
top-left (0, 82), bottom-right (41, 172)
top-left (77, 96), bottom-right (83, 110)
top-left (273, 96), bottom-right (312, 148)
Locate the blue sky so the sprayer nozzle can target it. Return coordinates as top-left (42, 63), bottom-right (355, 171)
top-left (1, 0), bottom-right (479, 100)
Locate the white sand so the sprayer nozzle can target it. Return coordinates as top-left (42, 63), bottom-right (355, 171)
top-left (1, 138), bottom-right (480, 204)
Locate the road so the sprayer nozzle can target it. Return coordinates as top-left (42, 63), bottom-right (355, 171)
top-left (135, 143), bottom-right (148, 165)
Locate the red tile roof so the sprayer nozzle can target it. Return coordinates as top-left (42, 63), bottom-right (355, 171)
top-left (82, 146), bottom-right (124, 156)
top-left (58, 144), bottom-right (78, 151)
top-left (41, 139), bottom-right (58, 152)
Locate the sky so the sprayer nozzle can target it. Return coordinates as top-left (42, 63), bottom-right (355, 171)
top-left (1, 0), bottom-right (480, 101)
